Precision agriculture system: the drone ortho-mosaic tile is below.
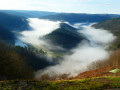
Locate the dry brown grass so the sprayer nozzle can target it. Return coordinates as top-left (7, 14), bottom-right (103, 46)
top-left (87, 49), bottom-right (120, 71)
top-left (38, 49), bottom-right (120, 80)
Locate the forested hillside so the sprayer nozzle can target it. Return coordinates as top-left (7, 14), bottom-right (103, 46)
top-left (42, 23), bottom-right (85, 50)
top-left (0, 12), bottom-right (30, 45)
top-left (93, 18), bottom-right (120, 49)
top-left (0, 12), bottom-right (29, 30)
top-left (0, 41), bottom-right (33, 80)
top-left (93, 18), bottom-right (120, 35)
top-left (0, 25), bottom-right (15, 44)
top-left (14, 46), bottom-right (54, 71)
top-left (0, 40), bottom-right (56, 80)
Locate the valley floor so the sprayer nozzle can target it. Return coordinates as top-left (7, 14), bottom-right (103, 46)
top-left (1, 77), bottom-right (120, 90)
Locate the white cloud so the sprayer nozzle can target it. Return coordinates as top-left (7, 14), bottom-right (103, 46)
top-left (35, 23), bottom-right (116, 78)
top-left (19, 18), bottom-right (61, 46)
top-left (0, 0), bottom-right (119, 14)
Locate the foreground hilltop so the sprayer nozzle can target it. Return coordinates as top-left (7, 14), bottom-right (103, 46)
top-left (0, 77), bottom-right (120, 89)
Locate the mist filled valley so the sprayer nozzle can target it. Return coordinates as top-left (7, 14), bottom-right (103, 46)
top-left (0, 11), bottom-right (117, 78)
top-left (1, 9), bottom-right (120, 89)
top-left (22, 18), bottom-right (115, 78)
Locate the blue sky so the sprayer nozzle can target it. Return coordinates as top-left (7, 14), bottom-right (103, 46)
top-left (0, 0), bottom-right (119, 14)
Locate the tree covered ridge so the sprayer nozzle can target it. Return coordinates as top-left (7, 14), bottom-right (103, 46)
top-left (0, 41), bottom-right (34, 80)
top-left (42, 23), bottom-right (86, 50)
top-left (0, 12), bottom-right (29, 30)
top-left (93, 18), bottom-right (120, 49)
top-left (0, 40), bottom-right (55, 80)
top-left (0, 25), bottom-right (15, 44)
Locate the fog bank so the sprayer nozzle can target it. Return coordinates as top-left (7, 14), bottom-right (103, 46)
top-left (35, 23), bottom-right (116, 78)
top-left (16, 18), bottom-right (116, 78)
top-left (19, 18), bottom-right (61, 47)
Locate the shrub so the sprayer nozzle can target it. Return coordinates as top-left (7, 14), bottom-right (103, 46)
top-left (0, 41), bottom-right (34, 80)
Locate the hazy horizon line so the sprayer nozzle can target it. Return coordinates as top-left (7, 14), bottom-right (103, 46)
top-left (0, 9), bottom-right (120, 15)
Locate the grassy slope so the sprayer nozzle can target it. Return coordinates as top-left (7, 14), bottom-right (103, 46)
top-left (0, 77), bottom-right (120, 89)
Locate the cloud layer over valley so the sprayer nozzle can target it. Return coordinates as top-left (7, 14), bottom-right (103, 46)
top-left (35, 23), bottom-right (116, 78)
top-left (17, 18), bottom-right (116, 78)
top-left (19, 18), bottom-right (61, 49)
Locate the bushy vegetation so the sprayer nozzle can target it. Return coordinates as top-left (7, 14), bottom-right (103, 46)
top-left (0, 39), bottom-right (56, 80)
top-left (0, 77), bottom-right (120, 89)
top-left (0, 41), bottom-right (34, 80)
top-left (87, 49), bottom-right (120, 71)
top-left (14, 46), bottom-right (54, 71)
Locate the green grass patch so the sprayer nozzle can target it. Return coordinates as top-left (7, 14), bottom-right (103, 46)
top-left (0, 77), bottom-right (120, 89)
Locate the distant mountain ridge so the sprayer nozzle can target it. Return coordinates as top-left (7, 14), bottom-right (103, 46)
top-left (40, 13), bottom-right (120, 24)
top-left (0, 10), bottom-right (57, 18)
top-left (1, 10), bottom-right (120, 23)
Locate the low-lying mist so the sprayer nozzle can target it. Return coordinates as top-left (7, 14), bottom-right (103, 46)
top-left (17, 18), bottom-right (116, 79)
top-left (19, 18), bottom-right (61, 49)
top-left (35, 23), bottom-right (116, 78)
